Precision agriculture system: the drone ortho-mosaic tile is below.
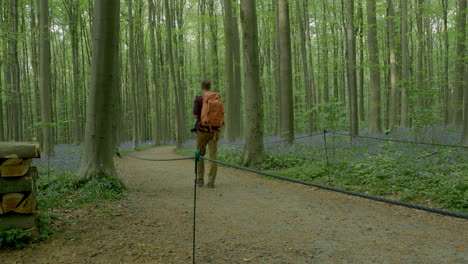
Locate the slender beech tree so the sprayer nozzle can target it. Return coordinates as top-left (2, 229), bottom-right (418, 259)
top-left (387, 0), bottom-right (398, 128)
top-left (346, 0), bottom-right (358, 136)
top-left (79, 0), bottom-right (121, 180)
top-left (232, 0), bottom-right (242, 137)
top-left (223, 0), bottom-right (236, 141)
top-left (38, 0), bottom-right (54, 156)
top-left (64, 0), bottom-right (81, 144)
top-left (148, 0), bottom-right (161, 145)
top-left (366, 0), bottom-right (381, 134)
top-left (128, 0), bottom-right (139, 149)
top-left (164, 0), bottom-right (183, 148)
top-left (278, 0), bottom-right (294, 143)
top-left (453, 0), bottom-right (466, 126)
top-left (400, 0), bottom-right (410, 127)
top-left (295, 0), bottom-right (313, 134)
top-left (240, 0), bottom-right (264, 166)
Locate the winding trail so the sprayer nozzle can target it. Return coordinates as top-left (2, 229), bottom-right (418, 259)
top-left (1, 146), bottom-right (466, 264)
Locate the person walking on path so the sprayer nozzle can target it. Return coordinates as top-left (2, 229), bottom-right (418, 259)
top-left (193, 80), bottom-right (225, 188)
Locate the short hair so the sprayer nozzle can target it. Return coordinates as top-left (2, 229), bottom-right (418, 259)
top-left (201, 80), bottom-right (211, 90)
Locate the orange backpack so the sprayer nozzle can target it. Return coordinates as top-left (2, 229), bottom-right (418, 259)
top-left (200, 92), bottom-right (225, 131)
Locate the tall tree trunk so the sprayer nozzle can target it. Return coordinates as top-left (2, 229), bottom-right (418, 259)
top-left (357, 0), bottom-right (365, 122)
top-left (232, 0), bottom-right (242, 138)
top-left (223, 0), bottom-right (235, 141)
top-left (387, 0), bottom-right (398, 129)
top-left (38, 0), bottom-right (55, 156)
top-left (148, 0), bottom-right (161, 145)
top-left (79, 0), bottom-right (121, 180)
top-left (128, 0), bottom-right (139, 149)
top-left (367, 0), bottom-right (381, 134)
top-left (322, 1), bottom-right (330, 103)
top-left (296, 0), bottom-right (313, 134)
top-left (416, 0), bottom-right (425, 112)
top-left (240, 0), bottom-right (264, 166)
top-left (278, 0), bottom-right (294, 143)
top-left (347, 0), bottom-right (359, 136)
top-left (65, 0), bottom-right (82, 144)
top-left (208, 0), bottom-right (219, 86)
top-left (400, 0), bottom-right (410, 127)
top-left (453, 0), bottom-right (466, 126)
top-left (164, 0), bottom-right (183, 148)
top-left (441, 0), bottom-right (449, 126)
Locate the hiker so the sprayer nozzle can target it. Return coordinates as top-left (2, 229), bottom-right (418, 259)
top-left (193, 80), bottom-right (224, 188)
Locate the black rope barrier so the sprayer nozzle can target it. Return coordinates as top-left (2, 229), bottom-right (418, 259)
top-left (229, 132), bottom-right (324, 146)
top-left (128, 154), bottom-right (195, 161)
top-left (201, 156), bottom-right (468, 220)
top-left (330, 132), bottom-right (468, 149)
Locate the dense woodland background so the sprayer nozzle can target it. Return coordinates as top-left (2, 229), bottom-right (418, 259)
top-left (0, 0), bottom-right (467, 157)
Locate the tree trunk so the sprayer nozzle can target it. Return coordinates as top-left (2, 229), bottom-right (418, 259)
top-left (148, 0), bottom-right (161, 145)
top-left (400, 0), bottom-right (410, 127)
top-left (128, 0), bottom-right (139, 149)
top-left (366, 0), bottom-right (381, 134)
top-left (240, 0), bottom-right (264, 166)
top-left (223, 0), bottom-right (235, 141)
top-left (278, 0), bottom-right (294, 143)
top-left (347, 0), bottom-right (358, 136)
top-left (322, 1), bottom-right (330, 103)
top-left (232, 0), bottom-right (242, 138)
top-left (387, 0), bottom-right (398, 129)
top-left (164, 0), bottom-right (183, 148)
top-left (38, 0), bottom-right (55, 157)
top-left (296, 0), bottom-right (313, 134)
top-left (79, 0), bottom-right (121, 180)
top-left (453, 0), bottom-right (466, 126)
top-left (416, 0), bottom-right (425, 113)
top-left (357, 0), bottom-right (365, 123)
top-left (441, 0), bottom-right (449, 126)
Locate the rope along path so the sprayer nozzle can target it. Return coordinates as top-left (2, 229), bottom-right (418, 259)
top-left (330, 132), bottom-right (468, 149)
top-left (128, 153), bottom-right (467, 219)
top-left (200, 156), bottom-right (468, 219)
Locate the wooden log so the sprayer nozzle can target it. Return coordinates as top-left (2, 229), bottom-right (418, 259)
top-left (0, 164), bottom-right (30, 177)
top-left (14, 194), bottom-right (36, 214)
top-left (0, 175), bottom-right (33, 194)
top-left (0, 142), bottom-right (40, 159)
top-left (1, 158), bottom-right (23, 166)
top-left (2, 193), bottom-right (25, 213)
top-left (0, 213), bottom-right (37, 230)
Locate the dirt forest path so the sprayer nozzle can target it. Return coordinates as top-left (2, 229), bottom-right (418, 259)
top-left (1, 146), bottom-right (467, 264)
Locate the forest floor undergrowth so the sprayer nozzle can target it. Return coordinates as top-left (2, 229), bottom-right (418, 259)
top-left (0, 146), bottom-right (467, 263)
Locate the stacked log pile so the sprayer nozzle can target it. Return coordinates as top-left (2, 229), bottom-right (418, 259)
top-left (0, 143), bottom-right (40, 237)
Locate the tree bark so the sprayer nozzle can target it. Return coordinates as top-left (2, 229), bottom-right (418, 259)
top-left (400, 0), bottom-right (410, 127)
top-left (453, 0), bottom-right (466, 126)
top-left (223, 0), bottom-right (235, 141)
top-left (148, 0), bottom-right (161, 145)
top-left (366, 0), bottom-right (381, 134)
top-left (296, 0), bottom-right (313, 134)
top-left (38, 0), bottom-right (55, 157)
top-left (278, 0), bottom-right (294, 143)
top-left (79, 0), bottom-right (120, 180)
top-left (164, 0), bottom-right (183, 148)
top-left (240, 0), bottom-right (264, 166)
top-left (232, 0), bottom-right (242, 138)
top-left (347, 0), bottom-right (358, 136)
top-left (387, 0), bottom-right (398, 129)
top-left (128, 0), bottom-right (139, 149)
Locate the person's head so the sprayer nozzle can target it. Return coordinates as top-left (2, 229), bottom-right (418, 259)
top-left (201, 80), bottom-right (211, 91)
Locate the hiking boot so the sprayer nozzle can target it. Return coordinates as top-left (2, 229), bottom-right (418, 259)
top-left (207, 183), bottom-right (215, 188)
top-left (197, 180), bottom-right (204, 187)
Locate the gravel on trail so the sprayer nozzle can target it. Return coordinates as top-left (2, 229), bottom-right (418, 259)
top-left (1, 146), bottom-right (466, 264)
